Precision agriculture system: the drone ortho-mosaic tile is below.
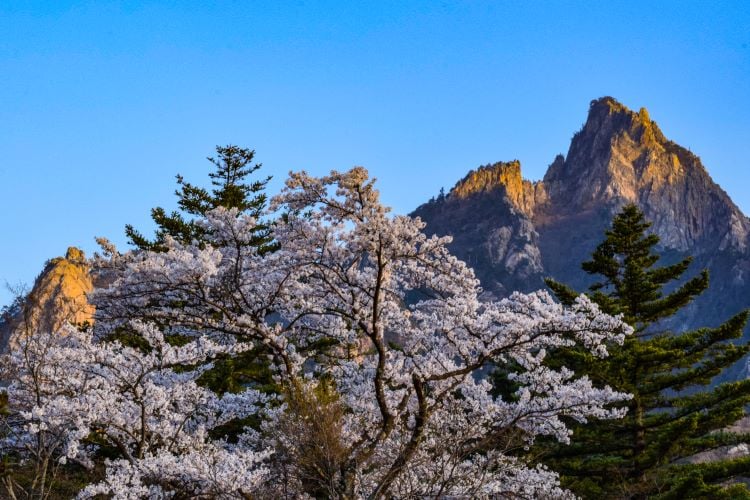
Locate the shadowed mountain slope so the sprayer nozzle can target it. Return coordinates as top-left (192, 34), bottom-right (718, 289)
top-left (413, 97), bottom-right (750, 377)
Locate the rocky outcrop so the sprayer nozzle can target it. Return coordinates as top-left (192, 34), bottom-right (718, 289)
top-left (0, 247), bottom-right (95, 351)
top-left (542, 97), bottom-right (749, 252)
top-left (415, 172), bottom-right (544, 297)
top-left (413, 97), bottom-right (750, 373)
top-left (451, 160), bottom-right (547, 217)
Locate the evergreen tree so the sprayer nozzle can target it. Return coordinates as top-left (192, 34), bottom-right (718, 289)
top-left (124, 145), bottom-right (278, 397)
top-left (125, 144), bottom-right (276, 254)
top-left (538, 204), bottom-right (750, 499)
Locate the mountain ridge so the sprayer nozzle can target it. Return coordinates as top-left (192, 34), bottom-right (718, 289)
top-left (443, 97), bottom-right (749, 252)
top-left (413, 97), bottom-right (750, 377)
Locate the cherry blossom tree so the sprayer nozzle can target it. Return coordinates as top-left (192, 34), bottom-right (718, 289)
top-left (1, 321), bottom-right (270, 499)
top-left (4, 167), bottom-right (633, 498)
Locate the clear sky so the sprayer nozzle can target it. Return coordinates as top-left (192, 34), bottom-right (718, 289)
top-left (1, 1), bottom-right (749, 305)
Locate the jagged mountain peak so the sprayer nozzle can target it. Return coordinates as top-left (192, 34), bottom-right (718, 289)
top-left (569, 98), bottom-right (711, 177)
top-left (442, 97), bottom-right (741, 250)
top-left (413, 97), bottom-right (750, 347)
top-left (585, 96), bottom-right (662, 137)
top-left (538, 97), bottom-right (748, 251)
top-left (437, 97), bottom-right (748, 252)
top-left (545, 97), bottom-right (669, 188)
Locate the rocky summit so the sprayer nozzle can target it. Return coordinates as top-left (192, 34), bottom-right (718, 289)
top-left (0, 247), bottom-right (95, 352)
top-left (413, 97), bottom-right (750, 378)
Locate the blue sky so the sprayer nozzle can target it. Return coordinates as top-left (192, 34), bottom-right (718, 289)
top-left (1, 1), bottom-right (749, 305)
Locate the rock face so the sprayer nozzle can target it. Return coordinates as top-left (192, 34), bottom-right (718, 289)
top-left (413, 97), bottom-right (750, 377)
top-left (415, 161), bottom-right (545, 297)
top-left (0, 247), bottom-right (95, 351)
top-left (541, 98), bottom-right (748, 253)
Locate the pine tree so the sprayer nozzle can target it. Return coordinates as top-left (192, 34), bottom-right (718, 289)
top-left (125, 144), bottom-right (276, 254)
top-left (539, 204), bottom-right (750, 499)
top-left (124, 145), bottom-right (278, 397)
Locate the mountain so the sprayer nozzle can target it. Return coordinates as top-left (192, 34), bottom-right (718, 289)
top-left (0, 247), bottom-right (95, 351)
top-left (413, 97), bottom-right (750, 376)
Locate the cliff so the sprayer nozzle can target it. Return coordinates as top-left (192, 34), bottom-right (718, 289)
top-left (451, 160), bottom-right (547, 216)
top-left (413, 97), bottom-right (750, 378)
top-left (542, 97), bottom-right (749, 252)
top-left (0, 247), bottom-right (95, 351)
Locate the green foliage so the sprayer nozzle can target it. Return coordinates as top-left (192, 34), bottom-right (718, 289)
top-left (102, 325), bottom-right (154, 352)
top-left (197, 346), bottom-right (278, 396)
top-left (537, 204), bottom-right (750, 498)
top-left (125, 144), bottom-right (277, 254)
